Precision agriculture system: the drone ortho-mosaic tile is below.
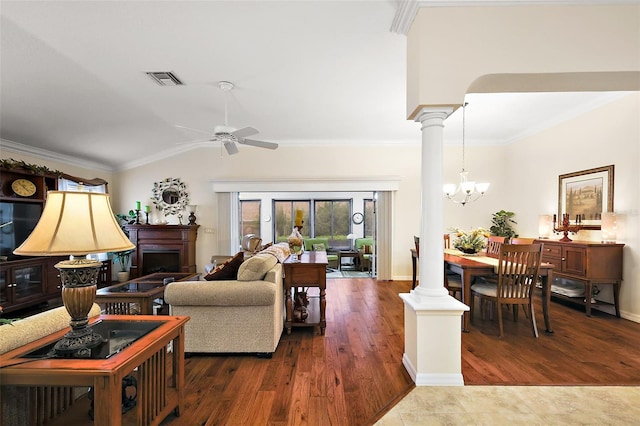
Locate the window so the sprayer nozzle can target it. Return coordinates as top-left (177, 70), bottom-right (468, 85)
top-left (314, 200), bottom-right (350, 248)
top-left (364, 198), bottom-right (375, 237)
top-left (239, 200), bottom-right (261, 238)
top-left (274, 201), bottom-right (310, 242)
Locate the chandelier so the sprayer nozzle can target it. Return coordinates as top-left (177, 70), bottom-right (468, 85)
top-left (443, 102), bottom-right (490, 206)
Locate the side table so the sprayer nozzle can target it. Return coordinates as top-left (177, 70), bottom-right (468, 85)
top-left (0, 314), bottom-right (188, 426)
top-left (338, 249), bottom-right (360, 271)
top-left (283, 251), bottom-right (328, 335)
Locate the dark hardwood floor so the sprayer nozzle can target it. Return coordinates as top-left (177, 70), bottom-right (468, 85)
top-left (13, 277), bottom-right (640, 425)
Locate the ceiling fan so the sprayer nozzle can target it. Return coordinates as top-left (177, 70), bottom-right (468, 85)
top-left (176, 81), bottom-right (278, 155)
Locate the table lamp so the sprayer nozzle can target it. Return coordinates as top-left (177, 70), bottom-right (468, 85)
top-left (14, 191), bottom-right (135, 357)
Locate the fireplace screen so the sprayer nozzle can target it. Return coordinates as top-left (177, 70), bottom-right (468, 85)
top-left (142, 251), bottom-right (180, 275)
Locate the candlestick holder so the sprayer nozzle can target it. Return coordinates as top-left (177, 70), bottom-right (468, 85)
top-left (145, 212), bottom-right (149, 225)
top-left (553, 213), bottom-right (584, 242)
top-left (134, 209), bottom-right (141, 224)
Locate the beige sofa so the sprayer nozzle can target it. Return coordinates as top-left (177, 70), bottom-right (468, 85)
top-left (164, 252), bottom-right (285, 356)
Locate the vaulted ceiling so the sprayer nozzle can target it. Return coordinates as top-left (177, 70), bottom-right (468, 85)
top-left (0, 1), bottom-right (628, 171)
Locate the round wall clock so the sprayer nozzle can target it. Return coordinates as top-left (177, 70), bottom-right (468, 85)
top-left (352, 212), bottom-right (364, 225)
top-left (11, 178), bottom-right (37, 197)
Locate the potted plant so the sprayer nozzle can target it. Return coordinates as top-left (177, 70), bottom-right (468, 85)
top-left (113, 249), bottom-right (134, 282)
top-left (113, 212), bottom-right (136, 282)
top-left (490, 210), bottom-right (518, 239)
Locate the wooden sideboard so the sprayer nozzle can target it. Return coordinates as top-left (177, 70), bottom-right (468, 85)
top-left (124, 224), bottom-right (199, 279)
top-left (535, 239), bottom-right (624, 317)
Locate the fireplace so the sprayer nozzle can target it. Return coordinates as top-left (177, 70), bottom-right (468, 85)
top-left (124, 224), bottom-right (199, 279)
top-left (142, 250), bottom-right (180, 275)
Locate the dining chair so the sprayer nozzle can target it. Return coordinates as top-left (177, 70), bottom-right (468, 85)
top-left (486, 236), bottom-right (507, 258)
top-left (470, 243), bottom-right (544, 338)
top-left (510, 237), bottom-right (535, 244)
top-left (443, 233), bottom-right (462, 298)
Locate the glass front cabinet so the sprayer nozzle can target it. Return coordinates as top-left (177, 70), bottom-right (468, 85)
top-left (0, 258), bottom-right (50, 312)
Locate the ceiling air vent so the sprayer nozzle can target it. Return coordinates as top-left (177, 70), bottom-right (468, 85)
top-left (146, 71), bottom-right (184, 86)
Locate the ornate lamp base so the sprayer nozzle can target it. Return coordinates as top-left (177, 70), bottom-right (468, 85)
top-left (53, 258), bottom-right (105, 358)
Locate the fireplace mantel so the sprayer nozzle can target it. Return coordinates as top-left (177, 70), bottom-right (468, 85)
top-left (124, 224), bottom-right (199, 278)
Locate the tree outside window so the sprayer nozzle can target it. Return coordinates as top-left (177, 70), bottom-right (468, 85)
top-left (240, 200), bottom-right (261, 238)
top-left (364, 198), bottom-right (375, 237)
top-left (314, 200), bottom-right (350, 248)
top-left (274, 201), bottom-right (310, 242)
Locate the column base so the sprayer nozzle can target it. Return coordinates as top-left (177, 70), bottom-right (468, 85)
top-left (399, 292), bottom-right (469, 386)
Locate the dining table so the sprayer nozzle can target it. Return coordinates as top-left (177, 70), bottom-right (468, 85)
top-left (411, 248), bottom-right (555, 333)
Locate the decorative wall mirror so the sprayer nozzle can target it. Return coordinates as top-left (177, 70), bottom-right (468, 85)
top-left (152, 177), bottom-right (189, 217)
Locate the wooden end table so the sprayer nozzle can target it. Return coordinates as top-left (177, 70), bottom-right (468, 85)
top-left (96, 272), bottom-right (200, 315)
top-left (0, 314), bottom-right (188, 426)
top-left (283, 251), bottom-right (328, 335)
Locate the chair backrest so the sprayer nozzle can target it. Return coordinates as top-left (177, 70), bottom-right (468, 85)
top-left (510, 237), bottom-right (535, 245)
top-left (414, 236), bottom-right (420, 256)
top-left (355, 237), bottom-right (374, 251)
top-left (486, 236), bottom-right (507, 258)
top-left (496, 243), bottom-right (544, 300)
top-left (443, 234), bottom-right (450, 249)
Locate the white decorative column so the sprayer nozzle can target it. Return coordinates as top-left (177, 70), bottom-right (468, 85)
top-left (399, 107), bottom-right (469, 386)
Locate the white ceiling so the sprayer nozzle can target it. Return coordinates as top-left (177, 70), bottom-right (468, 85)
top-left (0, 1), bottom-right (631, 171)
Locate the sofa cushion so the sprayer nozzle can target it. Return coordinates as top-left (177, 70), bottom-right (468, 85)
top-left (165, 280), bottom-right (276, 306)
top-left (259, 242), bottom-right (291, 263)
top-left (312, 243), bottom-right (326, 251)
top-left (204, 252), bottom-right (244, 281)
top-left (238, 253), bottom-right (278, 281)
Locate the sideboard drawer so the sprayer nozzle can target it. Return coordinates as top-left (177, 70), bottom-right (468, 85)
top-left (542, 243), bottom-right (562, 259)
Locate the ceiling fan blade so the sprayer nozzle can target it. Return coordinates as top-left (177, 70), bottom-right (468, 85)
top-left (176, 138), bottom-right (213, 145)
top-left (231, 126), bottom-right (259, 138)
top-left (223, 140), bottom-right (239, 155)
top-left (239, 138), bottom-right (279, 150)
top-left (175, 124), bottom-right (212, 135)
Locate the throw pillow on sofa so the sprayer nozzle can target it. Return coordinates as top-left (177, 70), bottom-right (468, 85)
top-left (204, 252), bottom-right (244, 281)
top-left (312, 243), bottom-right (326, 251)
top-left (237, 253), bottom-right (278, 281)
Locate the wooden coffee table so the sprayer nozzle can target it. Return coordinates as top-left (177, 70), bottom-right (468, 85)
top-left (0, 314), bottom-right (189, 426)
top-left (96, 272), bottom-right (199, 315)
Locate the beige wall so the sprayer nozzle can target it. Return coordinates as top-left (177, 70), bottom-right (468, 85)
top-left (112, 142), bottom-right (423, 281)
top-left (407, 4), bottom-right (640, 113)
top-left (4, 91), bottom-right (638, 320)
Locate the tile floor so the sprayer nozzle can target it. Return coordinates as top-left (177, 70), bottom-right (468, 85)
top-left (376, 386), bottom-right (640, 425)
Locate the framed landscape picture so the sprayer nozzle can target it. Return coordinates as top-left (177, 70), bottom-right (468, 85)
top-left (558, 165), bottom-right (614, 230)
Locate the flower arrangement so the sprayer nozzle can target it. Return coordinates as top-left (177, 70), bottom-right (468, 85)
top-left (451, 227), bottom-right (489, 254)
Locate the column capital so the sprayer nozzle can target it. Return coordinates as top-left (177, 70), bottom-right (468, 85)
top-left (413, 106), bottom-right (455, 128)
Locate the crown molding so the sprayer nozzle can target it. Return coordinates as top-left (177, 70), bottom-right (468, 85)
top-left (210, 177), bottom-right (402, 193)
top-left (391, 0), bottom-right (639, 35)
top-left (0, 138), bottom-right (113, 173)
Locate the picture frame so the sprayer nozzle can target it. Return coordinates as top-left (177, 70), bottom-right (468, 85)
top-left (558, 165), bottom-right (614, 230)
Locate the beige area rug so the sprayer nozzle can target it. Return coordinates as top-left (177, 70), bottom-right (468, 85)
top-left (375, 386), bottom-right (640, 425)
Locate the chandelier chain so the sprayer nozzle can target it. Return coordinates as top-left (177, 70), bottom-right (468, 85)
top-left (461, 102), bottom-right (468, 173)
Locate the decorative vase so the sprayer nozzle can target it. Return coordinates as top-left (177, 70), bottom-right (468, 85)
top-left (117, 271), bottom-right (130, 282)
top-left (461, 248), bottom-right (479, 255)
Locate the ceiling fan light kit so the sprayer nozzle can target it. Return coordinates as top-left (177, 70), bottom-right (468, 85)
top-left (175, 80), bottom-right (278, 155)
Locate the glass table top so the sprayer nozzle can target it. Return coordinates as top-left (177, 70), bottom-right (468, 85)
top-left (23, 319), bottom-right (162, 359)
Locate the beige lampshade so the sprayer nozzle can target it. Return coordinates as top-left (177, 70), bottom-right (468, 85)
top-left (14, 191), bottom-right (135, 256)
